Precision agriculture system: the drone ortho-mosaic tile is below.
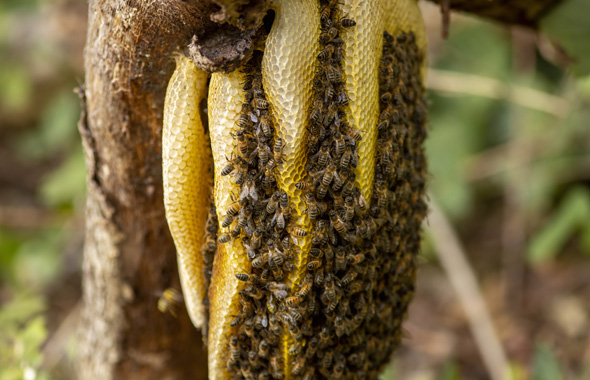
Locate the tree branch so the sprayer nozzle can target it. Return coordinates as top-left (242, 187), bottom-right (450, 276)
top-left (426, 0), bottom-right (564, 27)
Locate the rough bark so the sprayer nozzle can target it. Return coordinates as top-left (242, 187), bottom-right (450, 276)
top-left (427, 0), bottom-right (564, 27)
top-left (77, 0), bottom-right (220, 379)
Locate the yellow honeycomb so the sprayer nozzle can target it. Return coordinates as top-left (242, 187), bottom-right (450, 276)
top-left (162, 56), bottom-right (211, 329)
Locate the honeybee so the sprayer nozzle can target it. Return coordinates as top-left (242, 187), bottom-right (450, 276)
top-left (338, 87), bottom-right (349, 105)
top-left (288, 323), bottom-right (303, 340)
top-left (332, 357), bottom-right (345, 379)
top-left (339, 268), bottom-right (358, 287)
top-left (297, 274), bottom-right (313, 297)
top-left (242, 318), bottom-right (256, 337)
top-left (296, 181), bottom-right (313, 191)
top-left (285, 295), bottom-right (303, 307)
top-left (228, 336), bottom-right (240, 368)
top-left (241, 176), bottom-right (259, 201)
top-left (380, 91), bottom-right (392, 103)
top-left (267, 281), bottom-right (288, 300)
top-left (157, 288), bottom-right (183, 317)
top-left (292, 356), bottom-right (306, 376)
top-left (342, 196), bottom-right (355, 222)
top-left (318, 163), bottom-right (336, 187)
top-left (325, 64), bottom-right (342, 83)
top-left (218, 234), bottom-right (231, 244)
top-left (221, 214), bottom-right (235, 228)
top-left (326, 299), bottom-right (339, 314)
top-left (269, 313), bottom-right (282, 335)
top-left (329, 210), bottom-right (349, 236)
top-left (270, 353), bottom-right (284, 380)
top-left (264, 191), bottom-right (280, 215)
top-left (287, 225), bottom-right (307, 237)
top-left (320, 5), bottom-right (331, 24)
top-left (347, 280), bottom-right (363, 295)
top-left (307, 260), bottom-right (322, 271)
top-left (324, 84), bottom-right (336, 102)
top-left (335, 247), bottom-right (347, 271)
top-left (221, 162), bottom-right (235, 176)
top-left (236, 273), bottom-right (252, 282)
top-left (347, 253), bottom-right (365, 265)
top-left (271, 210), bottom-right (286, 231)
top-left (332, 132), bottom-right (346, 157)
top-left (251, 255), bottom-right (265, 268)
top-left (339, 18), bottom-right (356, 28)
top-left (303, 194), bottom-right (322, 220)
top-left (310, 100), bottom-right (323, 125)
top-left (237, 113), bottom-right (250, 129)
top-left (355, 188), bottom-right (368, 212)
top-left (258, 114), bottom-right (272, 138)
top-left (240, 361), bottom-right (254, 379)
top-left (312, 220), bottom-right (329, 246)
top-left (254, 309), bottom-right (269, 330)
top-left (251, 228), bottom-right (263, 249)
top-left (289, 343), bottom-right (303, 356)
top-left (242, 285), bottom-right (264, 300)
top-left (313, 140), bottom-right (331, 168)
top-left (317, 44), bottom-right (334, 61)
top-left (236, 130), bottom-right (251, 156)
top-left (323, 103), bottom-right (338, 127)
top-left (321, 351), bottom-right (333, 369)
top-left (247, 351), bottom-right (260, 371)
top-left (273, 137), bottom-right (284, 162)
top-left (258, 339), bottom-right (269, 358)
top-left (289, 308), bottom-right (303, 323)
top-left (327, 26), bottom-right (339, 41)
top-left (279, 191), bottom-right (289, 210)
top-left (283, 260), bottom-right (295, 272)
top-left (255, 140), bottom-right (271, 165)
top-left (314, 268), bottom-right (325, 287)
top-left (281, 235), bottom-right (292, 252)
top-left (230, 312), bottom-right (244, 327)
top-left (305, 336), bottom-right (319, 359)
top-left (313, 77), bottom-right (324, 90)
top-left (230, 223), bottom-right (242, 238)
top-left (309, 247), bottom-right (323, 259)
top-left (252, 98), bottom-right (269, 109)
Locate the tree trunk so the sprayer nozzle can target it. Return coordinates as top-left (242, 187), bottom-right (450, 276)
top-left (77, 0), bottom-right (216, 378)
top-left (77, 0), bottom-right (566, 379)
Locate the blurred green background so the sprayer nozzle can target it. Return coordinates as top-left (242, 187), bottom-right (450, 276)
top-left (0, 1), bottom-right (588, 379)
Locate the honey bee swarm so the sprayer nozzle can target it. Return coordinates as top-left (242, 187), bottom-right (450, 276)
top-left (220, 52), bottom-right (300, 379)
top-left (219, 1), bottom-right (427, 378)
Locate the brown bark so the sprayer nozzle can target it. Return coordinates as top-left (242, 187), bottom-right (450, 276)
top-left (427, 0), bottom-right (564, 27)
top-left (77, 0), bottom-right (218, 379)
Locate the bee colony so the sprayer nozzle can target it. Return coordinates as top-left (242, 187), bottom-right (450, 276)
top-left (196, 1), bottom-right (428, 379)
top-left (162, 0), bottom-right (428, 378)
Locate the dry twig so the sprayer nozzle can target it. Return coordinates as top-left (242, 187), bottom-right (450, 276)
top-left (427, 197), bottom-right (510, 380)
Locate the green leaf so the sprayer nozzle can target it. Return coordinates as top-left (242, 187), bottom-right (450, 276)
top-left (541, 0), bottom-right (590, 76)
top-left (528, 187), bottom-right (590, 263)
top-left (532, 344), bottom-right (563, 380)
top-left (0, 64), bottom-right (33, 110)
top-left (14, 89), bottom-right (80, 162)
top-left (438, 361), bottom-right (460, 380)
top-left (39, 146), bottom-right (86, 209)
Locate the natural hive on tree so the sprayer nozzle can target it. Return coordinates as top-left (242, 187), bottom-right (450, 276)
top-left (162, 0), bottom-right (428, 378)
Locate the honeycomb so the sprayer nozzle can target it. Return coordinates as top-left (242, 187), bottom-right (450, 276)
top-left (162, 55), bottom-right (212, 329)
top-left (162, 1), bottom-right (429, 379)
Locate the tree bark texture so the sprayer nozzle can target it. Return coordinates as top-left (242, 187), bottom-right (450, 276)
top-left (427, 0), bottom-right (564, 27)
top-left (77, 0), bottom-right (565, 379)
top-left (77, 0), bottom-right (219, 379)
